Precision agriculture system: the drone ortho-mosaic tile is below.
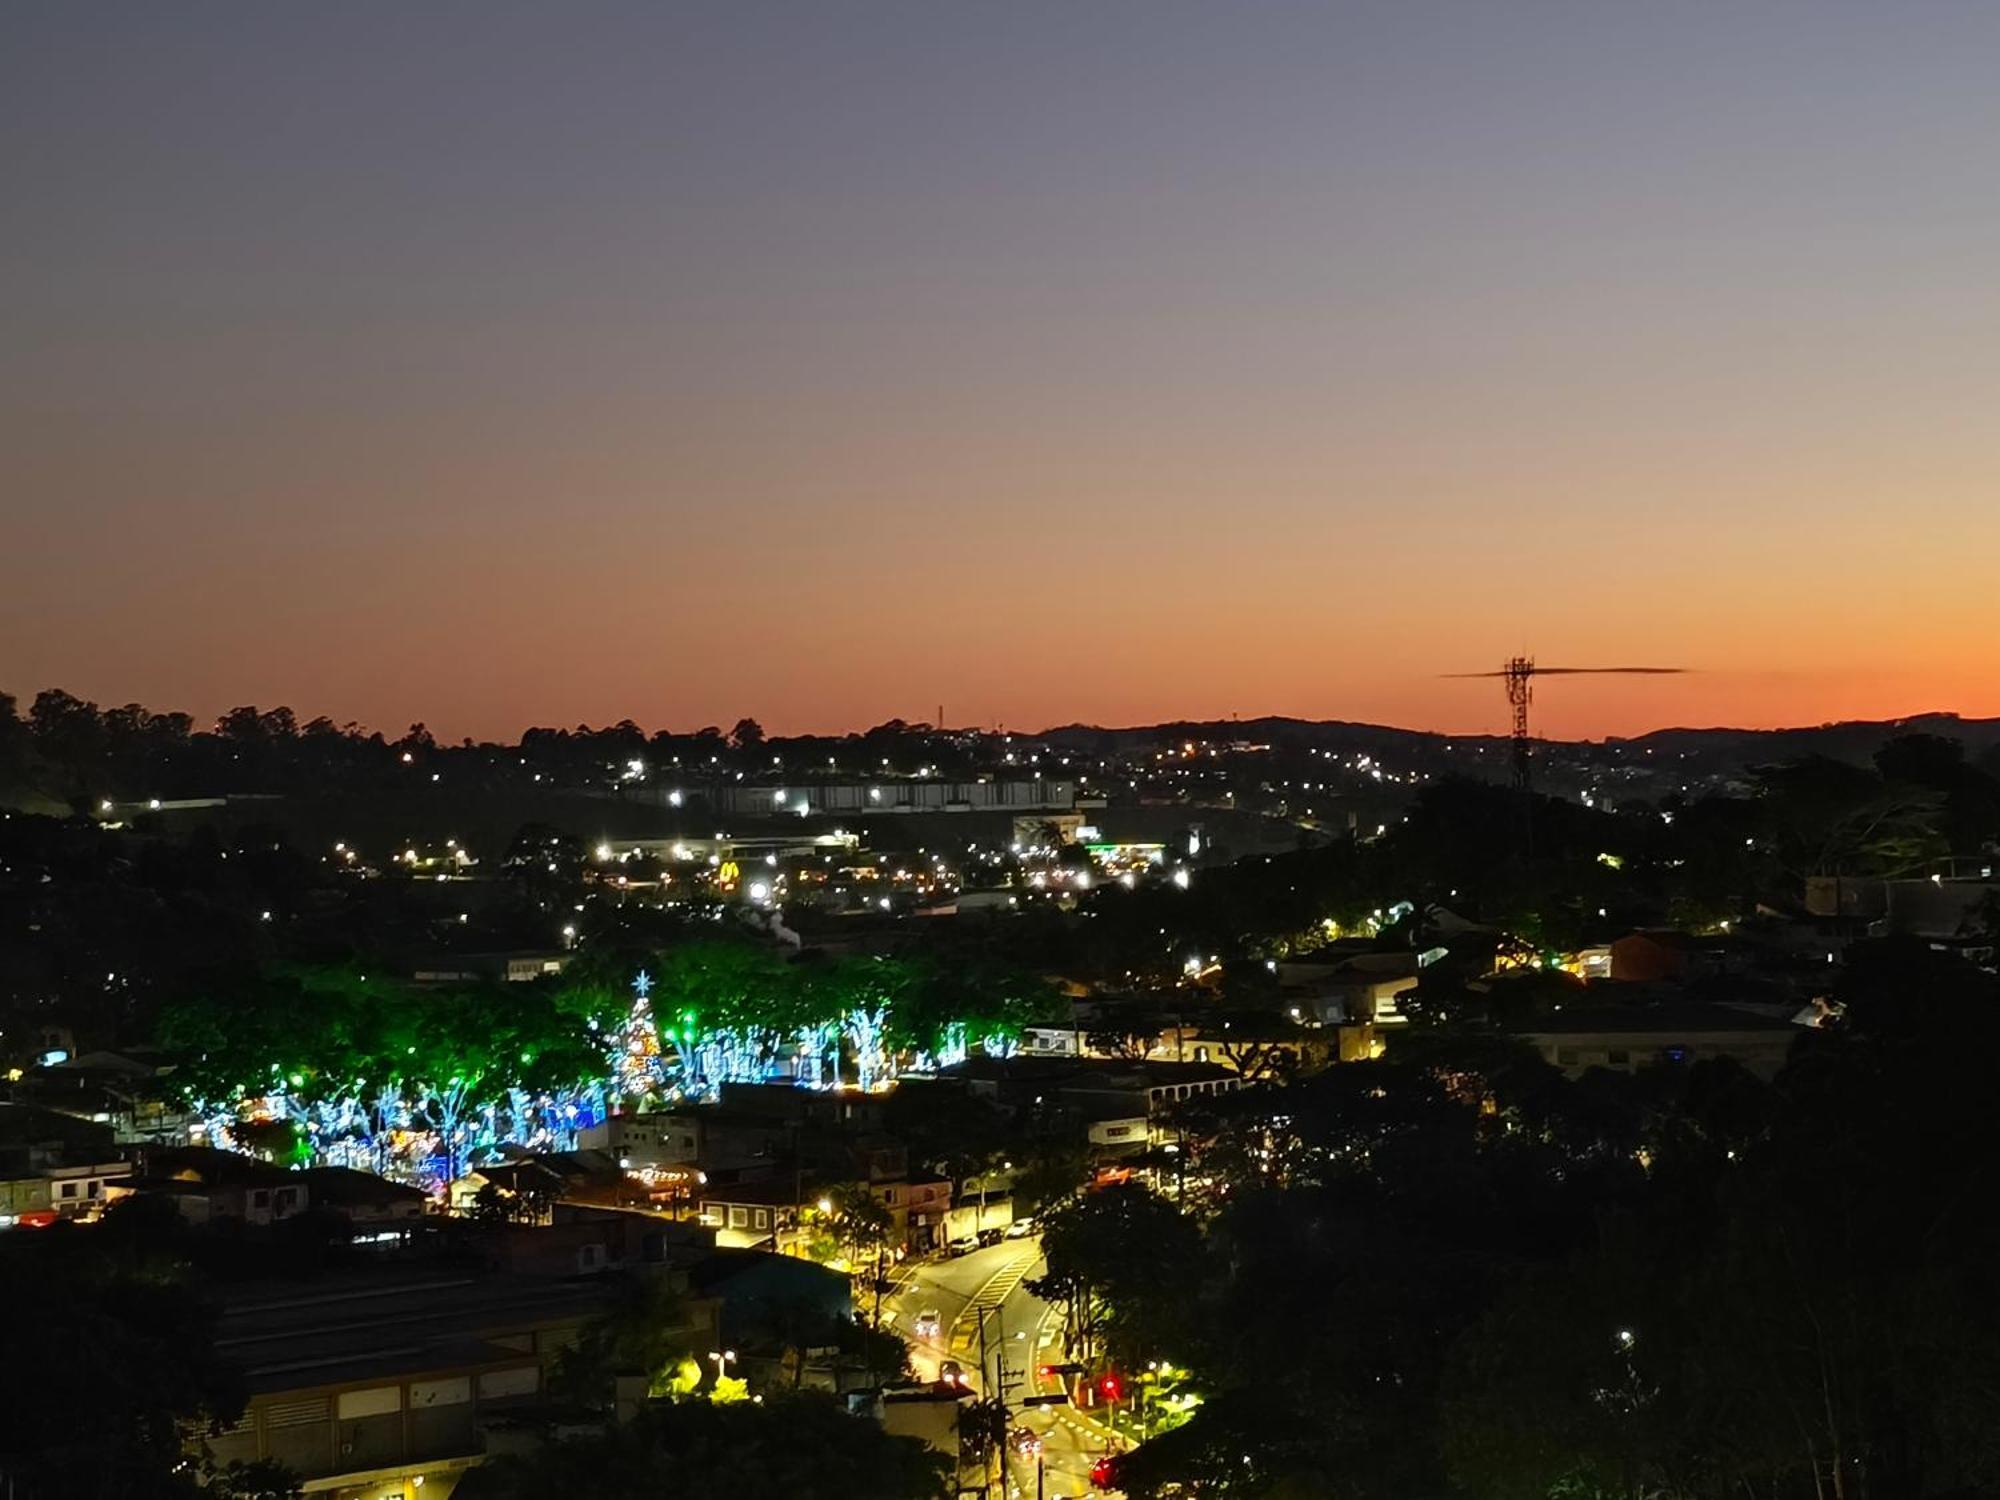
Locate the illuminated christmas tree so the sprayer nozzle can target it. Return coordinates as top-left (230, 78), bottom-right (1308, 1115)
top-left (612, 969), bottom-right (671, 1102)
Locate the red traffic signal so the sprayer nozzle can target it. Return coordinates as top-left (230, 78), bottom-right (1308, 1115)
top-left (1097, 1372), bottom-right (1123, 1401)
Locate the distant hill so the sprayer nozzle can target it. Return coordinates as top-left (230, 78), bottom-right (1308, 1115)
top-left (1033, 716), bottom-right (1491, 754)
top-left (1613, 712), bottom-right (2000, 763)
top-left (1030, 711), bottom-right (2000, 774)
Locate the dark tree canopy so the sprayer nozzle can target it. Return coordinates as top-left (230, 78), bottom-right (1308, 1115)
top-left (459, 1394), bottom-right (949, 1500)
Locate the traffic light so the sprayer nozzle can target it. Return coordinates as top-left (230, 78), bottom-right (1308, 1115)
top-left (1097, 1372), bottom-right (1123, 1401)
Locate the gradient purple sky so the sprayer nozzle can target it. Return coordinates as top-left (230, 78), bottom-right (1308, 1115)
top-left (6, 3), bottom-right (1999, 741)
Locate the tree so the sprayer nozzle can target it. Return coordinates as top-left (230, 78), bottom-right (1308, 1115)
top-left (1207, 1012), bottom-right (1300, 1083)
top-left (1757, 757), bottom-right (1944, 880)
top-left (1874, 732), bottom-right (1965, 789)
top-left (29, 686), bottom-right (105, 789)
top-left (0, 1202), bottom-right (271, 1498)
top-left (1434, 946), bottom-right (2000, 1500)
top-left (729, 718), bottom-right (766, 752)
top-left (155, 965), bottom-right (611, 1180)
top-left (1085, 997), bottom-right (1162, 1061)
top-left (802, 1183), bottom-right (894, 1271)
top-left (882, 1080), bottom-right (1009, 1197)
top-left (958, 1396), bottom-right (1009, 1494)
top-left (469, 1180), bottom-right (553, 1225)
top-left (1032, 1182), bottom-right (1205, 1370)
top-left (1009, 1136), bottom-right (1089, 1219)
top-left (460, 1393), bottom-right (949, 1500)
top-left (500, 822), bottom-right (586, 908)
top-left (551, 1274), bottom-right (703, 1405)
top-left (0, 689), bottom-right (26, 793)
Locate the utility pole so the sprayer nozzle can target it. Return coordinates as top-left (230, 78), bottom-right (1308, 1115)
top-left (993, 1299), bottom-right (1006, 1395)
top-left (976, 1298), bottom-right (988, 1387)
top-left (975, 1305), bottom-right (992, 1500)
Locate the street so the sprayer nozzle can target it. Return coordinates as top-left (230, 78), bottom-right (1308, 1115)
top-left (881, 1236), bottom-right (1126, 1499)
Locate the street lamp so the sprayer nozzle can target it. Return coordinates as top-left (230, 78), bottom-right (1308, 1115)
top-left (707, 1348), bottom-right (737, 1382)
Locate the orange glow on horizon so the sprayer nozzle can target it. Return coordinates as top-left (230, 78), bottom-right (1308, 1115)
top-left (7, 6), bottom-right (2000, 741)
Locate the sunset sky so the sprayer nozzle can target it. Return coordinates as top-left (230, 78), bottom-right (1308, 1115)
top-left (5, 3), bottom-right (1998, 742)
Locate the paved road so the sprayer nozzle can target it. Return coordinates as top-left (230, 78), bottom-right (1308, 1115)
top-left (883, 1238), bottom-right (1126, 1499)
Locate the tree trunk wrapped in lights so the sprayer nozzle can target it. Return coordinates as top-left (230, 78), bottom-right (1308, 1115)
top-left (156, 945), bottom-right (1055, 1184)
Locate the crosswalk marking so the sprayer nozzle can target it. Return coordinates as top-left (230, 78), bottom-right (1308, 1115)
top-left (948, 1250), bottom-right (1041, 1352)
top-left (973, 1255), bottom-right (1035, 1308)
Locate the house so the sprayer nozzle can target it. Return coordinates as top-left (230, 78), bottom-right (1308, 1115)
top-left (1276, 951), bottom-right (1419, 1024)
top-left (683, 1246), bottom-right (853, 1342)
top-left (2, 1158), bottom-right (132, 1227)
top-left (17, 1050), bottom-right (200, 1146)
top-left (696, 1155), bottom-right (946, 1255)
top-left (0, 1101), bottom-right (131, 1225)
top-left (1609, 930), bottom-right (1746, 985)
top-left (1511, 1002), bottom-right (1801, 1080)
top-left (302, 1166), bottom-right (430, 1226)
top-left (117, 1147), bottom-right (307, 1225)
top-left (408, 950), bottom-right (571, 985)
top-left (937, 1056), bottom-right (1240, 1157)
top-left (449, 1150), bottom-right (636, 1217)
top-left (876, 1386), bottom-right (971, 1458)
top-left (874, 1175), bottom-right (952, 1252)
top-left (0, 1099), bottom-right (119, 1167)
top-left (1021, 1022), bottom-right (1086, 1057)
top-left (576, 1109), bottom-right (703, 1169)
top-left (581, 1100), bottom-right (807, 1180)
top-left (716, 1081), bottom-right (887, 1128)
top-left (941, 1055), bottom-right (1238, 1113)
top-left (699, 1177), bottom-right (807, 1251)
top-left (1019, 996), bottom-right (1200, 1063)
top-left (1880, 870), bottom-right (1999, 938)
top-left (476, 1203), bottom-right (715, 1278)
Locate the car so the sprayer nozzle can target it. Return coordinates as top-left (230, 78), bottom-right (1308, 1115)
top-left (1004, 1218), bottom-right (1035, 1239)
top-left (913, 1308), bottom-right (942, 1339)
top-left (1008, 1426), bottom-right (1043, 1459)
top-left (947, 1234), bottom-right (979, 1256)
top-left (938, 1359), bottom-right (965, 1386)
top-left (977, 1226), bottom-right (1004, 1247)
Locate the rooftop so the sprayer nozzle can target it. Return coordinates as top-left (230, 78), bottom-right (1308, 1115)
top-left (214, 1267), bottom-right (615, 1395)
top-left (301, 1165), bottom-right (430, 1207)
top-left (1511, 1002), bottom-right (1802, 1037)
top-left (940, 1055), bottom-right (1237, 1088)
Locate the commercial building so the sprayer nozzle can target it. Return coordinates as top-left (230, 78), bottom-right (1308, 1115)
top-left (204, 1261), bottom-right (719, 1498)
top-left (714, 779), bottom-right (1082, 817)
